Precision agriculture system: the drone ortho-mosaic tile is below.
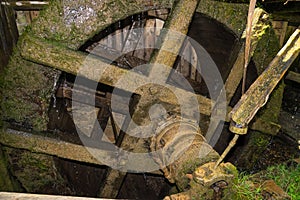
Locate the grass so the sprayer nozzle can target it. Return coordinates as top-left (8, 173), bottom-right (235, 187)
top-left (231, 173), bottom-right (263, 200)
top-left (264, 163), bottom-right (300, 200)
top-left (229, 161), bottom-right (299, 200)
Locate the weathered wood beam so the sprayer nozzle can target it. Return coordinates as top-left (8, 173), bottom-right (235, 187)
top-left (19, 30), bottom-right (280, 136)
top-left (224, 8), bottom-right (274, 104)
top-left (0, 129), bottom-right (105, 165)
top-left (0, 129), bottom-right (163, 175)
top-left (0, 3), bottom-right (18, 71)
top-left (150, 0), bottom-right (200, 67)
top-left (98, 169), bottom-right (127, 198)
top-left (99, 1), bottom-right (201, 197)
top-left (19, 33), bottom-right (283, 135)
top-left (19, 35), bottom-right (214, 116)
top-left (0, 192), bottom-right (117, 200)
top-left (286, 70), bottom-right (300, 83)
top-left (0, 146), bottom-right (21, 191)
top-left (1, 1), bottom-right (49, 10)
top-left (230, 27), bottom-right (300, 134)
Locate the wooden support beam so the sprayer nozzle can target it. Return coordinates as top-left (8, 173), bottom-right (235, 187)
top-left (0, 129), bottom-right (105, 165)
top-left (19, 35), bottom-right (214, 117)
top-left (98, 169), bottom-right (127, 198)
top-left (230, 27), bottom-right (300, 134)
top-left (0, 3), bottom-right (18, 71)
top-left (286, 71), bottom-right (300, 84)
top-left (150, 0), bottom-right (200, 67)
top-left (97, 1), bottom-right (201, 197)
top-left (224, 8), bottom-right (275, 104)
top-left (0, 128), bottom-right (163, 175)
top-left (0, 192), bottom-right (117, 200)
top-left (19, 30), bottom-right (279, 136)
top-left (1, 1), bottom-right (49, 10)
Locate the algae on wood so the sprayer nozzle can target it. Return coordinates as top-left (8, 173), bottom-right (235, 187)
top-left (0, 146), bottom-right (22, 192)
top-left (3, 147), bottom-right (74, 194)
top-left (29, 0), bottom-right (174, 49)
top-left (0, 49), bottom-right (60, 131)
top-left (197, 0), bottom-right (248, 37)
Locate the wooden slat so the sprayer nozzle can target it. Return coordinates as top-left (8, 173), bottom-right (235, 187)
top-left (1, 1), bottom-right (49, 10)
top-left (0, 129), bottom-right (106, 165)
top-left (20, 35), bottom-right (214, 116)
top-left (0, 128), bottom-right (163, 175)
top-left (286, 71), bottom-right (300, 84)
top-left (0, 4), bottom-right (18, 71)
top-left (231, 27), bottom-right (300, 132)
top-left (0, 192), bottom-right (117, 200)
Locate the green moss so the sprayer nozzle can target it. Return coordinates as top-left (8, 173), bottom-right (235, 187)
top-left (0, 146), bottom-right (22, 191)
top-left (253, 25), bottom-right (280, 74)
top-left (237, 131), bottom-right (271, 171)
top-left (197, 0), bottom-right (248, 36)
top-left (4, 148), bottom-right (72, 194)
top-left (29, 0), bottom-right (174, 49)
top-left (255, 82), bottom-right (285, 125)
top-left (0, 48), bottom-right (59, 131)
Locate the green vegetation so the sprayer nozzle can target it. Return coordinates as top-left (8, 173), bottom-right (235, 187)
top-left (264, 163), bottom-right (300, 200)
top-left (227, 162), bottom-right (299, 199)
top-left (3, 148), bottom-right (71, 194)
top-left (229, 172), bottom-right (263, 200)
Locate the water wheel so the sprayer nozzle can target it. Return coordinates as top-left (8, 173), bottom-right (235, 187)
top-left (0, 0), bottom-right (285, 198)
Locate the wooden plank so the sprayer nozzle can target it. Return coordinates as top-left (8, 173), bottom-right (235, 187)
top-left (97, 1), bottom-right (200, 197)
top-left (0, 128), bottom-right (163, 175)
top-left (20, 36), bottom-right (214, 116)
top-left (0, 192), bottom-right (118, 200)
top-left (147, 9), bottom-right (169, 20)
top-left (230, 27), bottom-right (300, 134)
top-left (0, 4), bottom-right (18, 71)
top-left (150, 0), bottom-right (200, 68)
top-left (0, 129), bottom-right (106, 166)
top-left (98, 169), bottom-right (127, 198)
top-left (1, 1), bottom-right (49, 10)
top-left (286, 71), bottom-right (300, 84)
top-left (224, 9), bottom-right (276, 104)
top-left (122, 20), bottom-right (146, 55)
top-left (272, 21), bottom-right (288, 47)
top-left (143, 19), bottom-right (157, 61)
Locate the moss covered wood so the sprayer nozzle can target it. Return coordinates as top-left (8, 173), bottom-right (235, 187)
top-left (98, 1), bottom-right (202, 197)
top-left (20, 35), bottom-right (214, 118)
top-left (0, 128), bottom-right (165, 175)
top-left (0, 192), bottom-right (112, 200)
top-left (150, 0), bottom-right (200, 67)
top-left (1, 0), bottom-right (284, 137)
top-left (232, 28), bottom-right (300, 170)
top-left (224, 8), bottom-right (274, 105)
top-left (0, 49), bottom-right (60, 131)
top-left (0, 145), bottom-right (22, 192)
top-left (0, 129), bottom-right (104, 165)
top-left (0, 0), bottom-right (175, 131)
top-left (3, 147), bottom-right (73, 194)
top-left (231, 27), bottom-right (300, 130)
top-left (29, 0), bottom-right (174, 50)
